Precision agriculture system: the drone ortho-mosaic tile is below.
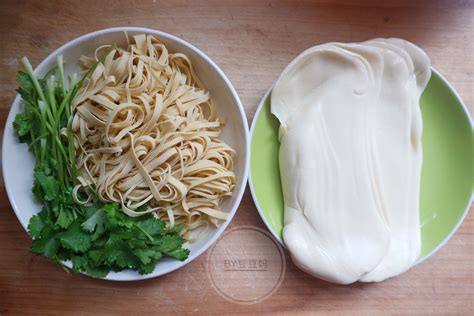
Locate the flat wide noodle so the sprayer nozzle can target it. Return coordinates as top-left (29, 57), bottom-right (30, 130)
top-left (72, 34), bottom-right (236, 240)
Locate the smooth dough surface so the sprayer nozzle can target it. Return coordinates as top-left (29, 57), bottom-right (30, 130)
top-left (271, 38), bottom-right (430, 284)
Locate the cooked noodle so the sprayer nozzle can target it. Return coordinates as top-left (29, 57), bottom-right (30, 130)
top-left (71, 34), bottom-right (235, 240)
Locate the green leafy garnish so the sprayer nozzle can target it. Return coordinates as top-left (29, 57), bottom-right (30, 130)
top-left (15, 53), bottom-right (189, 278)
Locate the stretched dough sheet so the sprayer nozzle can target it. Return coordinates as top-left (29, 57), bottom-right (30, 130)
top-left (272, 38), bottom-right (430, 284)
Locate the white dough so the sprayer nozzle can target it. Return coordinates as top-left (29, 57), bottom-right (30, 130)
top-left (272, 38), bottom-right (430, 284)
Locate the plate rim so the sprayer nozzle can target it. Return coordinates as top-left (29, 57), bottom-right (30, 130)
top-left (248, 67), bottom-right (473, 265)
top-left (2, 26), bottom-right (250, 281)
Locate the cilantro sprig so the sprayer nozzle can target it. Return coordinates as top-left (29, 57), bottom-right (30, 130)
top-left (14, 55), bottom-right (189, 278)
top-left (28, 203), bottom-right (188, 277)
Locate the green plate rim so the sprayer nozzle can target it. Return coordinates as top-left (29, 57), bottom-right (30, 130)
top-left (248, 67), bottom-right (473, 265)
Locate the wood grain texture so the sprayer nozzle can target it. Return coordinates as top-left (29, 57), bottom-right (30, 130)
top-left (0, 0), bottom-right (472, 314)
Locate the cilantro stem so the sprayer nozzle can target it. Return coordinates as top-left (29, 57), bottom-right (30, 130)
top-left (47, 76), bottom-right (57, 117)
top-left (55, 76), bottom-right (76, 124)
top-left (55, 135), bottom-right (69, 163)
top-left (28, 132), bottom-right (48, 149)
top-left (21, 57), bottom-right (46, 102)
top-left (67, 117), bottom-right (77, 182)
top-left (57, 55), bottom-right (66, 98)
top-left (39, 139), bottom-right (46, 166)
top-left (28, 129), bottom-right (39, 156)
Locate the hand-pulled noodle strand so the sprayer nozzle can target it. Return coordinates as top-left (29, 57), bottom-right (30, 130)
top-left (72, 34), bottom-right (236, 240)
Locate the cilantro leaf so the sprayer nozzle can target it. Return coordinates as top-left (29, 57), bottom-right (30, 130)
top-left (17, 70), bottom-right (34, 91)
top-left (28, 214), bottom-right (45, 239)
top-left (103, 203), bottom-right (134, 230)
top-left (133, 248), bottom-right (162, 265)
top-left (31, 237), bottom-right (60, 258)
top-left (55, 206), bottom-right (74, 229)
top-left (31, 224), bottom-right (61, 258)
top-left (13, 112), bottom-right (33, 138)
top-left (59, 222), bottom-right (92, 253)
top-left (165, 247), bottom-right (190, 261)
top-left (16, 71), bottom-right (36, 106)
top-left (72, 255), bottom-right (109, 278)
top-left (34, 170), bottom-right (59, 201)
top-left (71, 255), bottom-right (88, 272)
top-left (103, 233), bottom-right (139, 269)
top-left (32, 181), bottom-right (44, 202)
top-left (152, 234), bottom-right (185, 252)
top-left (28, 201), bottom-right (190, 277)
top-left (84, 264), bottom-right (110, 278)
top-left (103, 202), bottom-right (120, 215)
top-left (166, 223), bottom-right (185, 235)
top-left (139, 261), bottom-right (157, 275)
top-left (81, 208), bottom-right (106, 234)
top-left (87, 249), bottom-right (104, 263)
top-left (138, 216), bottom-right (165, 237)
top-left (152, 234), bottom-right (189, 260)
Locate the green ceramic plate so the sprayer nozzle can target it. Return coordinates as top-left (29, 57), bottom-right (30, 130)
top-left (249, 68), bottom-right (473, 263)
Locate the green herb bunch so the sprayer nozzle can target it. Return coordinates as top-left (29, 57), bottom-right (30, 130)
top-left (13, 55), bottom-right (189, 278)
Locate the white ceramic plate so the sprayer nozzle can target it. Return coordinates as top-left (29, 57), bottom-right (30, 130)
top-left (2, 27), bottom-right (250, 281)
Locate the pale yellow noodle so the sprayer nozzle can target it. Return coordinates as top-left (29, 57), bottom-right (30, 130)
top-left (72, 34), bottom-right (235, 241)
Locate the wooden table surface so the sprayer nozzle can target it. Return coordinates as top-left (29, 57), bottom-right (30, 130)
top-left (0, 0), bottom-right (472, 314)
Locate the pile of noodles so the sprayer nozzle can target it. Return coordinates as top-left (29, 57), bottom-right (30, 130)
top-left (71, 34), bottom-right (235, 240)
